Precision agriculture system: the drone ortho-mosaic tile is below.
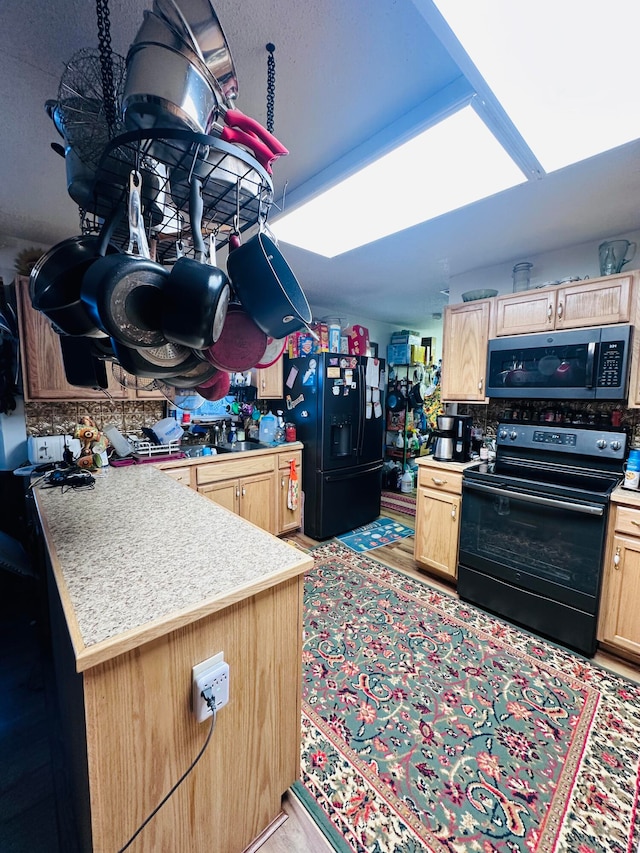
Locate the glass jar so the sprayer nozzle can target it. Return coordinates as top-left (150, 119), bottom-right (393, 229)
top-left (512, 261), bottom-right (533, 292)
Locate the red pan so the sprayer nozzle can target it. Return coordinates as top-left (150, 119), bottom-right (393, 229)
top-left (202, 304), bottom-right (267, 372)
top-left (255, 336), bottom-right (287, 368)
top-left (195, 368), bottom-right (231, 401)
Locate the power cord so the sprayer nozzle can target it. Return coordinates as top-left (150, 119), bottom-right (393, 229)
top-left (117, 690), bottom-right (218, 852)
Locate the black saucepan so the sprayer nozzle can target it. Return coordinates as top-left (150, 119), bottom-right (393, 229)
top-left (226, 230), bottom-right (312, 339)
top-left (110, 338), bottom-right (199, 378)
top-left (30, 235), bottom-right (119, 337)
top-left (59, 336), bottom-right (109, 389)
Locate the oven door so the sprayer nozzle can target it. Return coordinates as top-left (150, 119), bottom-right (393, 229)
top-left (459, 479), bottom-right (607, 615)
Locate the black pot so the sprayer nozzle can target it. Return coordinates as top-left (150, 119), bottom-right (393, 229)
top-left (110, 338), bottom-right (199, 378)
top-left (226, 231), bottom-right (312, 339)
top-left (162, 256), bottom-right (230, 349)
top-left (81, 254), bottom-right (169, 347)
top-left (30, 235), bottom-right (119, 337)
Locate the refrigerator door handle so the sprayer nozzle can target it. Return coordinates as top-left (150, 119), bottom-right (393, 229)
top-left (324, 462), bottom-right (383, 482)
top-left (356, 362), bottom-right (365, 457)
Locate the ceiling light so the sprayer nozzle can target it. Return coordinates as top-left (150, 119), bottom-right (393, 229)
top-left (271, 105), bottom-right (526, 257)
top-left (432, 0), bottom-right (640, 173)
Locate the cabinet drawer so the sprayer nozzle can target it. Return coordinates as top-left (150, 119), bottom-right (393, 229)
top-left (196, 454), bottom-right (275, 485)
top-left (614, 504), bottom-right (640, 536)
top-left (162, 466), bottom-right (192, 486)
top-left (278, 450), bottom-right (302, 470)
top-left (417, 467), bottom-right (462, 495)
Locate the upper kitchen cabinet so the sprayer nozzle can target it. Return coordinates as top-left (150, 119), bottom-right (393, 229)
top-left (493, 273), bottom-right (634, 337)
top-left (251, 360), bottom-right (283, 399)
top-left (15, 277), bottom-right (129, 401)
top-left (441, 300), bottom-right (490, 402)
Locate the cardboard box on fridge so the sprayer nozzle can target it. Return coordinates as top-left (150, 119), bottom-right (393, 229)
top-left (345, 324), bottom-right (369, 356)
top-left (310, 322), bottom-right (329, 352)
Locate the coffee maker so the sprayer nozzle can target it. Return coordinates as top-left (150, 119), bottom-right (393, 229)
top-left (452, 415), bottom-right (473, 462)
top-left (433, 415), bottom-right (455, 462)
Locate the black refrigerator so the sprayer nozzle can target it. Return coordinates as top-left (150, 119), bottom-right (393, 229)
top-left (281, 353), bottom-right (386, 539)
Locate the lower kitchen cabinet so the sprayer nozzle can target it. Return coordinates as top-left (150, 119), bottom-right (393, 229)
top-left (196, 454), bottom-right (278, 534)
top-left (277, 450), bottom-right (302, 534)
top-left (414, 462), bottom-right (462, 580)
top-left (598, 499), bottom-right (640, 660)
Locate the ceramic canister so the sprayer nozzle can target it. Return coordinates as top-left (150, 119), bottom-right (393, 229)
top-left (623, 448), bottom-right (640, 489)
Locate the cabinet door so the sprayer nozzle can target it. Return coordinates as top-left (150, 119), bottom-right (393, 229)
top-left (494, 290), bottom-right (556, 336)
top-left (198, 479), bottom-right (240, 514)
top-left (15, 277), bottom-right (128, 401)
top-left (239, 472), bottom-right (276, 533)
top-left (414, 487), bottom-right (460, 578)
top-left (554, 276), bottom-right (632, 329)
top-left (277, 453), bottom-right (302, 534)
top-left (441, 301), bottom-right (490, 401)
top-left (252, 361), bottom-right (283, 399)
top-left (599, 533), bottom-right (640, 658)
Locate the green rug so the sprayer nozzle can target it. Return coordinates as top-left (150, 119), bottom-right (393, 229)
top-left (299, 541), bottom-right (640, 853)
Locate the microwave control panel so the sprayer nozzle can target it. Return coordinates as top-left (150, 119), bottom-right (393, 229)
top-left (596, 340), bottom-right (625, 387)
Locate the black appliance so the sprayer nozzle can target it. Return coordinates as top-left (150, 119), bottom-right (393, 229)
top-left (486, 325), bottom-right (632, 399)
top-left (458, 423), bottom-right (626, 656)
top-left (281, 354), bottom-right (385, 539)
top-left (452, 414), bottom-right (473, 462)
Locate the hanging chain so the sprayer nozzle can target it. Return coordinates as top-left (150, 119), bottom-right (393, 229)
top-left (96, 0), bottom-right (117, 138)
top-left (266, 43), bottom-right (276, 133)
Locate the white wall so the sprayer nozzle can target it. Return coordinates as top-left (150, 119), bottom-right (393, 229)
top-left (448, 228), bottom-right (640, 303)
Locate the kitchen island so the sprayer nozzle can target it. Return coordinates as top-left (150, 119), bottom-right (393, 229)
top-left (34, 463), bottom-right (313, 852)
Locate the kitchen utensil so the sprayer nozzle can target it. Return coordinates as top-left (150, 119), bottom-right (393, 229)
top-left (29, 235), bottom-right (122, 338)
top-left (461, 289), bottom-right (498, 302)
top-left (161, 359), bottom-right (218, 388)
top-left (195, 367), bottom-right (231, 400)
top-left (537, 353), bottom-right (560, 376)
top-left (202, 304), bottom-right (267, 372)
top-left (81, 172), bottom-right (169, 347)
top-left (122, 41), bottom-right (222, 136)
top-left (162, 180), bottom-right (230, 348)
top-left (153, 0), bottom-right (239, 101)
top-left (598, 240), bottom-right (636, 276)
top-left (154, 380), bottom-right (206, 411)
top-left (255, 336), bottom-right (287, 368)
top-left (110, 338), bottom-right (199, 378)
top-left (226, 227), bottom-right (312, 339)
top-left (504, 358), bottom-right (528, 386)
top-left (59, 336), bottom-right (109, 389)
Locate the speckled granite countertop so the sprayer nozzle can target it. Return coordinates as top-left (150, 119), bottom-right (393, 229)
top-left (35, 464), bottom-right (312, 672)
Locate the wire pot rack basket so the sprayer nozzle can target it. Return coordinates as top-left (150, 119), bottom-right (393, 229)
top-left (85, 128), bottom-right (274, 262)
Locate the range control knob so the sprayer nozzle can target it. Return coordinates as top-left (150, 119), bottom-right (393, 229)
top-left (596, 439), bottom-right (607, 450)
top-left (610, 440), bottom-right (621, 451)
top-left (498, 428), bottom-right (508, 439)
top-left (509, 430), bottom-right (518, 440)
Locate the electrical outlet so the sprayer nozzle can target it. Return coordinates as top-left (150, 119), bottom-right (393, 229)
top-left (192, 653), bottom-right (230, 722)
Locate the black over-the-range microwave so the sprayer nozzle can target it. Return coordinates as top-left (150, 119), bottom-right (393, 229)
top-left (485, 325), bottom-right (632, 400)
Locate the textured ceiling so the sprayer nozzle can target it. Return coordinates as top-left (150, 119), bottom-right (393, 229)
top-left (1, 0), bottom-right (639, 326)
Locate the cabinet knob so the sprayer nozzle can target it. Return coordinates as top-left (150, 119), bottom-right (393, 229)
top-left (547, 304), bottom-right (553, 321)
top-left (557, 301), bottom-right (563, 319)
top-left (614, 545), bottom-right (621, 570)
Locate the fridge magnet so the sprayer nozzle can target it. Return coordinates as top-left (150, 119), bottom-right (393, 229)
top-left (351, 382), bottom-right (357, 389)
top-left (327, 366), bottom-right (340, 378)
top-left (340, 358), bottom-right (348, 368)
top-left (333, 378), bottom-right (344, 386)
top-left (286, 393), bottom-right (305, 409)
top-left (285, 365), bottom-right (299, 389)
top-left (343, 386), bottom-right (350, 396)
top-left (302, 358), bottom-right (317, 385)
top-left (345, 369), bottom-right (353, 383)
top-left (329, 357), bottom-right (339, 366)
top-left (332, 386), bottom-right (340, 395)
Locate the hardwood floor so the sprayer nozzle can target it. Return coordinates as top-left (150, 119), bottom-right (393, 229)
top-left (3, 507), bottom-right (638, 853)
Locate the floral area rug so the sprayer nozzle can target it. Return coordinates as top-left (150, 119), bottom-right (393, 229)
top-left (297, 541), bottom-right (640, 853)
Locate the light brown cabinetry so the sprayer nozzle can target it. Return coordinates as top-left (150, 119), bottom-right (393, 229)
top-left (251, 360), bottom-right (283, 399)
top-left (493, 274), bottom-right (633, 336)
top-left (441, 300), bottom-right (490, 402)
top-left (277, 450), bottom-right (302, 534)
top-left (15, 276), bottom-right (129, 401)
top-left (414, 462), bottom-right (462, 579)
top-left (599, 499), bottom-right (640, 660)
top-left (15, 276), bottom-right (163, 400)
top-left (197, 454), bottom-right (277, 534)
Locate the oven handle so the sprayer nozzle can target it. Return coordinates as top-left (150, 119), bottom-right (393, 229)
top-left (463, 480), bottom-right (605, 516)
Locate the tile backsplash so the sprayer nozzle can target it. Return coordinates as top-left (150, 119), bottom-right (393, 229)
top-left (24, 400), bottom-right (165, 437)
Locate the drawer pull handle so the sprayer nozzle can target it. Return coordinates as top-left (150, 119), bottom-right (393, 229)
top-left (478, 378), bottom-right (483, 391)
top-left (547, 304), bottom-right (553, 321)
top-left (281, 477), bottom-right (285, 488)
top-left (242, 487), bottom-right (246, 497)
top-left (451, 506), bottom-right (457, 521)
top-left (557, 301), bottom-right (563, 319)
top-left (631, 520), bottom-right (640, 527)
top-left (432, 477), bottom-right (447, 485)
top-left (613, 545), bottom-right (621, 570)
